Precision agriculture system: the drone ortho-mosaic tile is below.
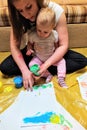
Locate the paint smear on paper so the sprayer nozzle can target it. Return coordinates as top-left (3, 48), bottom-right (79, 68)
top-left (23, 112), bottom-right (59, 124)
top-left (23, 112), bottom-right (72, 128)
top-left (33, 82), bottom-right (52, 90)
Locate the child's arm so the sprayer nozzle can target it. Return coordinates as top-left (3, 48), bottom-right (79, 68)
top-left (26, 41), bottom-right (34, 56)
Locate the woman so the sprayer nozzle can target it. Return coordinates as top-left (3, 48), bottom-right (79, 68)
top-left (0, 0), bottom-right (87, 90)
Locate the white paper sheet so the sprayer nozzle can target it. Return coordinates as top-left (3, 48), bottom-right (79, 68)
top-left (0, 82), bottom-right (85, 130)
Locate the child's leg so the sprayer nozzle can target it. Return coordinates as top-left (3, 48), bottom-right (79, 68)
top-left (56, 58), bottom-right (68, 88)
top-left (29, 56), bottom-right (42, 68)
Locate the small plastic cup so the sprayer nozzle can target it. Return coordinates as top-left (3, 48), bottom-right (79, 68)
top-left (13, 76), bottom-right (23, 88)
top-left (30, 64), bottom-right (40, 76)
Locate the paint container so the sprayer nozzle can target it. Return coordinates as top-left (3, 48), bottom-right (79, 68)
top-left (13, 76), bottom-right (23, 88)
top-left (30, 64), bottom-right (40, 76)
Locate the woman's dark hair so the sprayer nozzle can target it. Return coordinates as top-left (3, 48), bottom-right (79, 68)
top-left (8, 0), bottom-right (33, 41)
top-left (7, 0), bottom-right (48, 41)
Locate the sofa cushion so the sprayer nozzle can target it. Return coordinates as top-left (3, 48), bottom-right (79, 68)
top-left (53, 0), bottom-right (87, 5)
top-left (0, 0), bottom-right (10, 26)
top-left (63, 5), bottom-right (87, 23)
top-left (0, 0), bottom-right (7, 7)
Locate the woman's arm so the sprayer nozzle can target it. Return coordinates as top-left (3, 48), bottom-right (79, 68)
top-left (10, 28), bottom-right (34, 90)
top-left (38, 12), bottom-right (69, 74)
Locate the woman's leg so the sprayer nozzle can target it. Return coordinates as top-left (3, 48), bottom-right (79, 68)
top-left (0, 46), bottom-right (33, 76)
top-left (64, 50), bottom-right (87, 73)
top-left (1, 49), bottom-right (87, 76)
top-left (48, 49), bottom-right (87, 75)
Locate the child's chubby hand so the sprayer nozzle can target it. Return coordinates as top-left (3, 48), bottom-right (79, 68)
top-left (38, 63), bottom-right (48, 76)
top-left (26, 49), bottom-right (34, 56)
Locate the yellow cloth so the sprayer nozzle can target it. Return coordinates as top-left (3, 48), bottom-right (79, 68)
top-left (0, 48), bottom-right (87, 129)
top-left (53, 68), bottom-right (87, 129)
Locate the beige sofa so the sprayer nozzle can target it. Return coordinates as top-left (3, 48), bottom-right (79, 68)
top-left (0, 0), bottom-right (87, 51)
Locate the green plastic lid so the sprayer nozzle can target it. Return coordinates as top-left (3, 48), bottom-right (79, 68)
top-left (30, 64), bottom-right (40, 76)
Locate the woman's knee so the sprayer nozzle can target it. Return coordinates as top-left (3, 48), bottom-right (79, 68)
top-left (0, 55), bottom-right (20, 76)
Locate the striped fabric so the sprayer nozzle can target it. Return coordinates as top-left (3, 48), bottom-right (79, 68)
top-left (0, 0), bottom-right (7, 7)
top-left (0, 2), bottom-right (87, 26)
top-left (63, 5), bottom-right (87, 24)
top-left (53, 0), bottom-right (87, 5)
top-left (0, 7), bottom-right (10, 26)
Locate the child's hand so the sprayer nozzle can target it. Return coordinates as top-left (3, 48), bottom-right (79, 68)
top-left (26, 49), bottom-right (34, 56)
top-left (38, 63), bottom-right (47, 76)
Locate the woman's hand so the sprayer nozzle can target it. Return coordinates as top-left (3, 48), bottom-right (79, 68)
top-left (22, 69), bottom-right (34, 91)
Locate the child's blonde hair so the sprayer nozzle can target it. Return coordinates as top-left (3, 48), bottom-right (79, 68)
top-left (36, 7), bottom-right (55, 28)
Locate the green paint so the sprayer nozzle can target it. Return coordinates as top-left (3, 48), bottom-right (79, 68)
top-left (33, 85), bottom-right (39, 90)
top-left (59, 114), bottom-right (72, 128)
top-left (41, 83), bottom-right (52, 89)
top-left (63, 119), bottom-right (73, 128)
top-left (33, 82), bottom-right (53, 90)
top-left (59, 114), bottom-right (65, 124)
top-left (47, 83), bottom-right (52, 88)
top-left (41, 85), bottom-right (47, 88)
top-left (33, 84), bottom-right (47, 90)
top-left (30, 64), bottom-right (40, 76)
